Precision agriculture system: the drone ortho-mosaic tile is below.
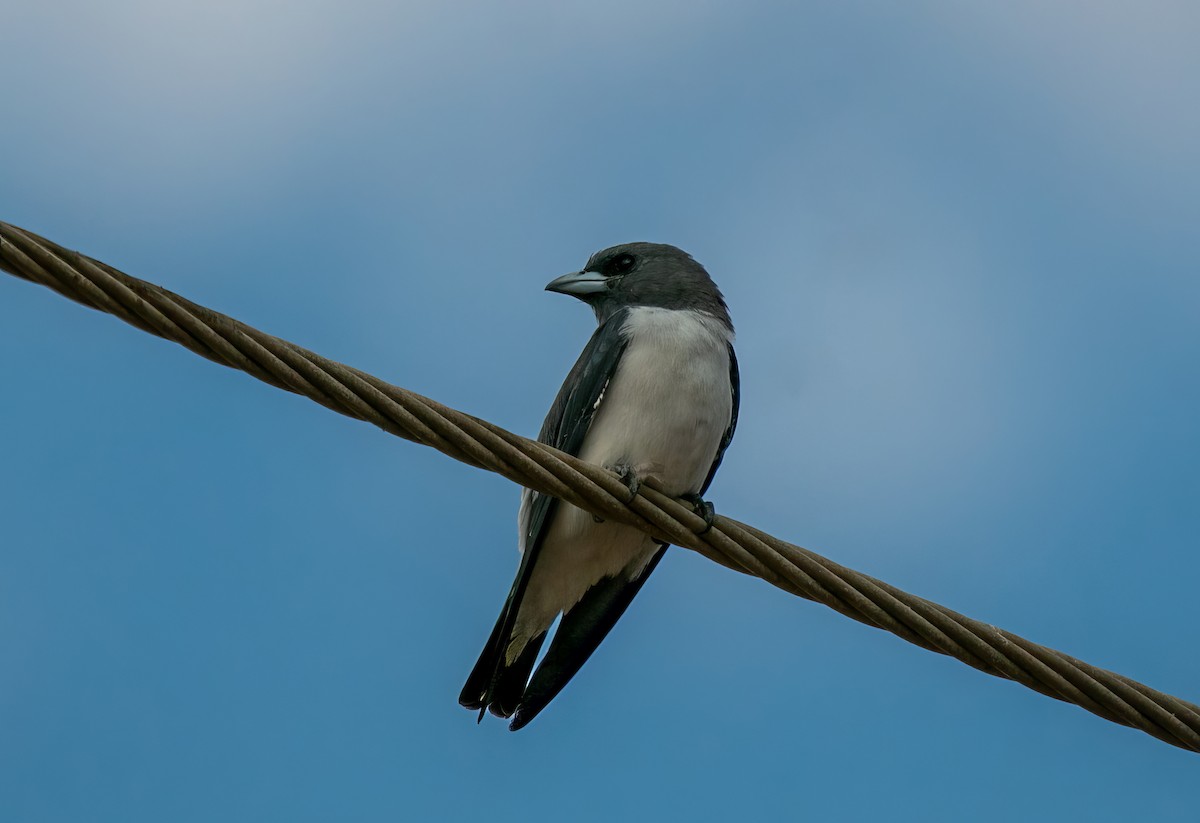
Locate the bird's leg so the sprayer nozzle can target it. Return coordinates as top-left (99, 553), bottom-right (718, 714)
top-left (681, 493), bottom-right (716, 534)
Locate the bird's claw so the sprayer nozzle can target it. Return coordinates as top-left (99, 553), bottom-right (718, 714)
top-left (592, 464), bottom-right (643, 522)
top-left (682, 493), bottom-right (716, 534)
top-left (612, 464), bottom-right (641, 502)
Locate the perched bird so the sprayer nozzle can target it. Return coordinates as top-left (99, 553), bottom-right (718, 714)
top-left (459, 243), bottom-right (739, 730)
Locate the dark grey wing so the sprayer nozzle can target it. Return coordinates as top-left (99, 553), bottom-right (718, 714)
top-left (518, 305), bottom-right (634, 557)
top-left (459, 309), bottom-right (631, 716)
top-left (700, 343), bottom-right (740, 495)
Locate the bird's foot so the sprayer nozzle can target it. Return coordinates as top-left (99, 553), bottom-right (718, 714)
top-left (612, 464), bottom-right (642, 501)
top-left (682, 493), bottom-right (716, 534)
top-left (590, 463), bottom-right (643, 522)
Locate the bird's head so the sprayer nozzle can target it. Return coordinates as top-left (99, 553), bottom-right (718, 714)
top-left (545, 242), bottom-right (730, 328)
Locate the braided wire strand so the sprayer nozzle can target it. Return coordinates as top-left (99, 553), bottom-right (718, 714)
top-left (2, 221), bottom-right (1196, 752)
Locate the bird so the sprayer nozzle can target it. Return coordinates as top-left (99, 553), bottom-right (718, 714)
top-left (459, 242), bottom-right (739, 730)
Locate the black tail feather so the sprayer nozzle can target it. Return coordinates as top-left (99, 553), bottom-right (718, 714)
top-left (488, 632), bottom-right (545, 718)
top-left (461, 495), bottom-right (559, 714)
top-left (459, 608), bottom-right (509, 711)
top-left (459, 606), bottom-right (546, 718)
top-left (509, 547), bottom-right (666, 731)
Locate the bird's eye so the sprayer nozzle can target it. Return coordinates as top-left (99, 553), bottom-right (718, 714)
top-left (612, 254), bottom-right (636, 273)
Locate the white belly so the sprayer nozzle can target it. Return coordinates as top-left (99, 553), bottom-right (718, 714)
top-left (511, 307), bottom-right (734, 650)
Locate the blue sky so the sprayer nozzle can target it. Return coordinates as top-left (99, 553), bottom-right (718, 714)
top-left (2, 2), bottom-right (1198, 820)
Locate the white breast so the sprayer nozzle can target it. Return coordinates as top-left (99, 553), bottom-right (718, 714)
top-left (578, 306), bottom-right (734, 497)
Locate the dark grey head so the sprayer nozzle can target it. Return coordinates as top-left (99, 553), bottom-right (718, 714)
top-left (545, 242), bottom-right (731, 330)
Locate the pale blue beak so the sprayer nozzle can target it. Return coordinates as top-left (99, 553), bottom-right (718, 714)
top-left (545, 270), bottom-right (608, 296)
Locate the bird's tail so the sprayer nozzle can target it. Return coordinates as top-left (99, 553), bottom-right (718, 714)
top-left (461, 546), bottom-right (668, 730)
top-left (458, 612), bottom-right (546, 719)
top-left (507, 545), bottom-right (666, 730)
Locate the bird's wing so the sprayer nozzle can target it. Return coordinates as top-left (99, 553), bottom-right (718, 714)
top-left (700, 342), bottom-right (740, 495)
top-left (523, 306), bottom-right (635, 548)
top-left (459, 309), bottom-right (631, 716)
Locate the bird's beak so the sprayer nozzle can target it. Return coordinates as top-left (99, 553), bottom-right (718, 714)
top-left (545, 270), bottom-right (608, 296)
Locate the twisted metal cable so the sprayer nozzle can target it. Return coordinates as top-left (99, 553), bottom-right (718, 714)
top-left (2, 220), bottom-right (1196, 753)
